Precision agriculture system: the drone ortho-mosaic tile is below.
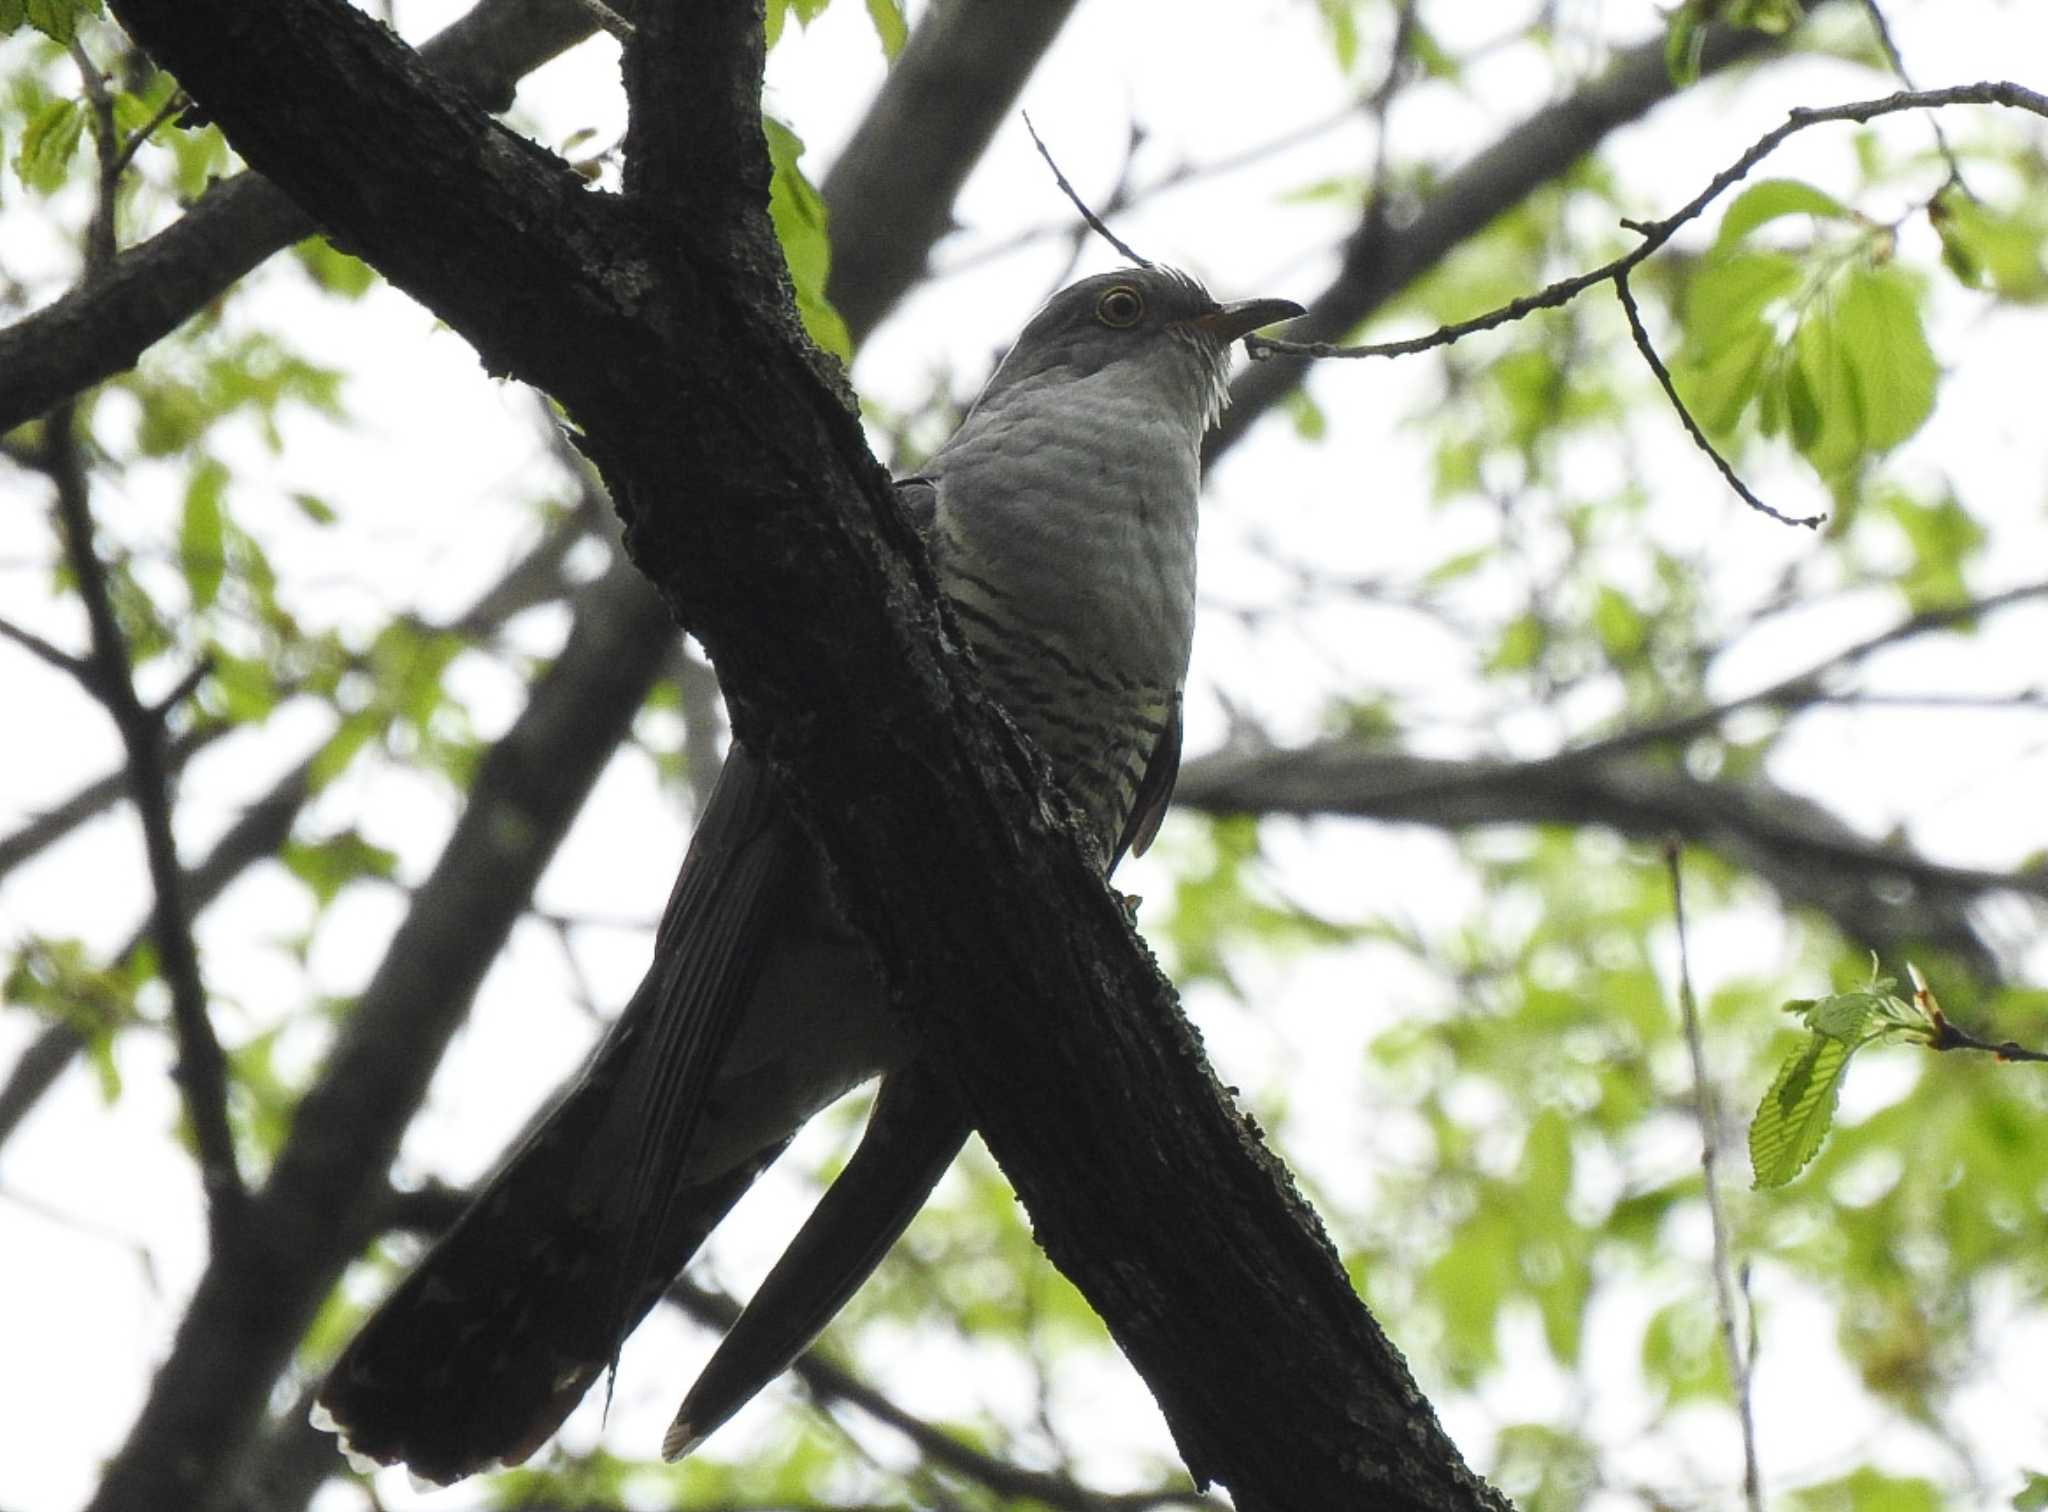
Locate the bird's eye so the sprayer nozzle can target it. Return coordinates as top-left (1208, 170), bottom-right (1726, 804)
top-left (1095, 285), bottom-right (1145, 329)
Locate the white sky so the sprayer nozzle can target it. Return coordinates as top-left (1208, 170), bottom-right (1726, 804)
top-left (3, 2), bottom-right (2046, 1508)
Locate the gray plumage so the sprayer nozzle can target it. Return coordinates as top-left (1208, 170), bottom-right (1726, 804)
top-left (311, 266), bottom-right (1302, 1483)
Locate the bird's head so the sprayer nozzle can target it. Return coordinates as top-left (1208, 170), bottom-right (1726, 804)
top-left (979, 266), bottom-right (1303, 431)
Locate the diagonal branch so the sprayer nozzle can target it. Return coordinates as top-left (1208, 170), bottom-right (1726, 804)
top-left (40, 410), bottom-right (244, 1243)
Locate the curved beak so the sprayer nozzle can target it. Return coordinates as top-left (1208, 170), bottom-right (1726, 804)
top-left (1191, 296), bottom-right (1306, 344)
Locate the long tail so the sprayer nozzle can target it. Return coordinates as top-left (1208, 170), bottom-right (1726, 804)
top-left (315, 748), bottom-right (810, 1485)
top-left (662, 1063), bottom-right (969, 1458)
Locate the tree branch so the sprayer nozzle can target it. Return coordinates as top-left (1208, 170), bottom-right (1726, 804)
top-left (41, 409), bottom-right (244, 1243)
top-left (1176, 743), bottom-right (2039, 979)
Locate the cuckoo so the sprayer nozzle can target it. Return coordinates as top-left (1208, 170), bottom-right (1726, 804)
top-left (312, 265), bottom-right (1303, 1483)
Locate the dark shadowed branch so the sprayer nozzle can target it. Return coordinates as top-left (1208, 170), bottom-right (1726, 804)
top-left (35, 410), bottom-right (244, 1243)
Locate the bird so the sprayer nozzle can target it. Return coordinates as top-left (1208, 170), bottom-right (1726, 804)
top-left (311, 264), bottom-right (1304, 1485)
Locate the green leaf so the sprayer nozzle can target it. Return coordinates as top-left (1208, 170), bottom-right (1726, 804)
top-left (763, 115), bottom-right (851, 361)
top-left (207, 648), bottom-right (278, 723)
top-left (1664, 2), bottom-right (1706, 84)
top-left (282, 830), bottom-right (399, 908)
top-left (1591, 584), bottom-right (1644, 659)
top-left (292, 236), bottom-right (377, 299)
top-left (1790, 291), bottom-right (1860, 476)
top-left (2014, 1471), bottom-right (2048, 1511)
top-left (8, 0), bottom-right (103, 43)
top-left (291, 491), bottom-right (338, 525)
top-left (1835, 264), bottom-right (1936, 452)
top-left (862, 0), bottom-right (906, 59)
top-left (1712, 178), bottom-right (1850, 252)
top-left (1682, 250), bottom-right (1800, 356)
top-left (1931, 194), bottom-right (2048, 302)
top-left (1750, 1029), bottom-right (1857, 1187)
top-left (15, 98), bottom-right (84, 193)
top-left (180, 459), bottom-right (227, 612)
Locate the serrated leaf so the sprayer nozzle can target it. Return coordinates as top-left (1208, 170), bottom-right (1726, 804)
top-left (1712, 178), bottom-right (1850, 252)
top-left (863, 0), bottom-right (906, 59)
top-left (180, 459), bottom-right (227, 611)
top-left (1811, 989), bottom-right (1883, 1042)
top-left (1750, 1029), bottom-right (1857, 1187)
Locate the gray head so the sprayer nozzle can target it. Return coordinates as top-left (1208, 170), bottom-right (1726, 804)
top-left (966, 266), bottom-right (1303, 434)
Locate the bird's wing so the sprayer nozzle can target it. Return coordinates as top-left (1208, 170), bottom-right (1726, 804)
top-left (1114, 690), bottom-right (1183, 864)
top-left (661, 1063), bottom-right (969, 1459)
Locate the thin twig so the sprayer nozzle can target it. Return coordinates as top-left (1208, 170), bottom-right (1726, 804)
top-left (0, 612), bottom-right (93, 681)
top-left (1857, 0), bottom-right (1969, 197)
top-left (1020, 113), bottom-right (1152, 268)
top-left (1664, 839), bottom-right (1763, 1512)
top-left (105, 89), bottom-right (189, 182)
top-left (69, 42), bottom-right (121, 273)
top-left (43, 410), bottom-right (245, 1243)
top-left (1615, 269), bottom-right (1820, 528)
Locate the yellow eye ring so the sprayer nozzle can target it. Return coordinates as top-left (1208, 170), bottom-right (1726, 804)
top-left (1095, 285), bottom-right (1145, 328)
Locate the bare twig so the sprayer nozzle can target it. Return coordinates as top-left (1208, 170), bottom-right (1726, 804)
top-left (573, 0), bottom-right (634, 41)
top-left (0, 724), bottom-right (224, 883)
top-left (1916, 968), bottom-right (2048, 1064)
top-left (69, 42), bottom-right (121, 272)
top-left (1857, 0), bottom-right (1969, 196)
top-left (1614, 268), bottom-right (1821, 528)
top-left (1664, 839), bottom-right (1763, 1512)
top-left (1020, 113), bottom-right (1152, 268)
top-left (0, 612), bottom-right (93, 681)
top-left (42, 412), bottom-right (244, 1242)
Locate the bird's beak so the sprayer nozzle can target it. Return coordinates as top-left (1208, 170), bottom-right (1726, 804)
top-left (1191, 296), bottom-right (1306, 344)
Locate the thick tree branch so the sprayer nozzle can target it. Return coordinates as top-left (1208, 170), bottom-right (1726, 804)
top-left (98, 0), bottom-right (1502, 1504)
